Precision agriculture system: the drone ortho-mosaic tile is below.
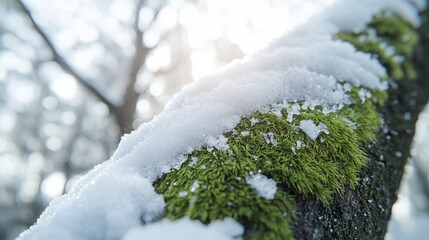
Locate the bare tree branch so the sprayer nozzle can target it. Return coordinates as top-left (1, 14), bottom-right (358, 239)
top-left (18, 0), bottom-right (167, 135)
top-left (16, 0), bottom-right (122, 113)
top-left (114, 0), bottom-right (164, 134)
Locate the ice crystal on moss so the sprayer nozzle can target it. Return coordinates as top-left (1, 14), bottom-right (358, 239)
top-left (262, 132), bottom-right (278, 146)
top-left (246, 173), bottom-right (278, 200)
top-left (299, 120), bottom-right (330, 141)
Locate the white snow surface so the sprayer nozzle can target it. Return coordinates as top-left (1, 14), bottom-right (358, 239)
top-left (299, 120), bottom-right (330, 141)
top-left (19, 0), bottom-right (423, 239)
top-left (246, 173), bottom-right (278, 200)
top-left (123, 217), bottom-right (244, 240)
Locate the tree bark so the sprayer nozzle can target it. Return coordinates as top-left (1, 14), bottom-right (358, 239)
top-left (291, 8), bottom-right (429, 239)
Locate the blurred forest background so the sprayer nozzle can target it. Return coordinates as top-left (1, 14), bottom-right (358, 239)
top-left (0, 0), bottom-right (428, 239)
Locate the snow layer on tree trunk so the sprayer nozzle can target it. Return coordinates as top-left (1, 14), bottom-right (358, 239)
top-left (123, 217), bottom-right (244, 240)
top-left (18, 0), bottom-right (422, 239)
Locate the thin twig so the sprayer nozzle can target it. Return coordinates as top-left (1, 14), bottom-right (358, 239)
top-left (17, 0), bottom-right (122, 113)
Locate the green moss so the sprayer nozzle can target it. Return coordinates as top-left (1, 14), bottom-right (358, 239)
top-left (154, 89), bottom-right (379, 239)
top-left (153, 13), bottom-right (418, 240)
top-left (334, 13), bottom-right (418, 80)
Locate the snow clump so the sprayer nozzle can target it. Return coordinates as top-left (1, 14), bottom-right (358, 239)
top-left (299, 120), bottom-right (330, 141)
top-left (246, 173), bottom-right (278, 200)
top-left (123, 217), bottom-right (244, 240)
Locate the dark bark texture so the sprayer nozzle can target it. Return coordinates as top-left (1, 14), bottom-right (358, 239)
top-left (291, 9), bottom-right (429, 240)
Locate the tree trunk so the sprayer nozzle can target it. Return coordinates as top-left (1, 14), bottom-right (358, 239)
top-left (292, 8), bottom-right (429, 239)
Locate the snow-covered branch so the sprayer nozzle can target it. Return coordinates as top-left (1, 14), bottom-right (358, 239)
top-left (17, 0), bottom-right (429, 239)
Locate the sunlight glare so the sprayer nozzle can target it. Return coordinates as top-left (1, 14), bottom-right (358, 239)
top-left (50, 73), bottom-right (78, 100)
top-left (145, 43), bottom-right (171, 72)
top-left (149, 80), bottom-right (165, 97)
top-left (139, 7), bottom-right (155, 30)
top-left (41, 172), bottom-right (66, 200)
top-left (158, 6), bottom-right (178, 31)
top-left (191, 50), bottom-right (217, 80)
top-left (143, 28), bottom-right (161, 48)
top-left (137, 99), bottom-right (151, 114)
top-left (110, 0), bottom-right (135, 23)
top-left (182, 0), bottom-right (338, 80)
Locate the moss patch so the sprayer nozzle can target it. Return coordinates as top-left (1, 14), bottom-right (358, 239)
top-left (334, 13), bottom-right (418, 80)
top-left (153, 13), bottom-right (418, 240)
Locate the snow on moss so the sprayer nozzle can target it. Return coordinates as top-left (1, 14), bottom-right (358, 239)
top-left (19, 0), bottom-right (423, 239)
top-left (261, 132), bottom-right (278, 146)
top-left (299, 120), bottom-right (330, 141)
top-left (246, 173), bottom-right (278, 200)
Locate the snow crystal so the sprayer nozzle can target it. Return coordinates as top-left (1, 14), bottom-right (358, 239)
top-left (296, 140), bottom-right (303, 150)
top-left (358, 88), bottom-right (372, 103)
top-left (207, 135), bottom-right (230, 151)
top-left (246, 173), bottom-right (277, 200)
top-left (19, 0), bottom-right (423, 239)
top-left (287, 103), bottom-right (301, 122)
top-left (241, 131), bottom-right (250, 137)
top-left (292, 140), bottom-right (304, 155)
top-left (270, 103), bottom-right (285, 117)
top-left (190, 180), bottom-right (200, 192)
top-left (262, 132), bottom-right (278, 146)
top-left (250, 117), bottom-right (259, 126)
top-left (299, 120), bottom-right (330, 141)
top-left (344, 117), bottom-right (358, 129)
top-left (189, 156), bottom-right (198, 167)
top-left (123, 217), bottom-right (244, 240)
top-left (179, 191), bottom-right (188, 197)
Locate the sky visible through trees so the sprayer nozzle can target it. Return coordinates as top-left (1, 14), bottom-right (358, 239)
top-left (0, 0), bottom-right (428, 239)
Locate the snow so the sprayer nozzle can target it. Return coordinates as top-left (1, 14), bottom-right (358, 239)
top-left (19, 172), bottom-right (164, 240)
top-left (240, 131), bottom-right (250, 137)
top-left (358, 88), bottom-right (372, 103)
top-left (189, 156), bottom-right (198, 167)
top-left (250, 117), bottom-right (259, 126)
top-left (287, 103), bottom-right (301, 122)
top-left (292, 140), bottom-right (304, 155)
top-left (262, 132), bottom-right (278, 146)
top-left (19, 0), bottom-right (423, 239)
top-left (123, 217), bottom-right (244, 240)
top-left (246, 173), bottom-right (278, 200)
top-left (206, 135), bottom-right (230, 151)
top-left (178, 191), bottom-right (188, 197)
top-left (190, 180), bottom-right (200, 192)
top-left (299, 120), bottom-right (330, 141)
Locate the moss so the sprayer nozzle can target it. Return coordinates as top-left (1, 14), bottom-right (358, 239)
top-left (153, 13), bottom-right (418, 240)
top-left (334, 13), bottom-right (418, 80)
top-left (154, 89), bottom-right (379, 239)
